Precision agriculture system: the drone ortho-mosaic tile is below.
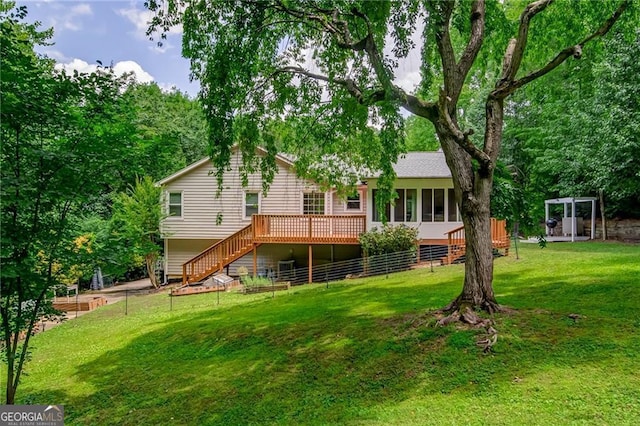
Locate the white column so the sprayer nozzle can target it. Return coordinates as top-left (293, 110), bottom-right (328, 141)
top-left (571, 199), bottom-right (576, 242)
top-left (545, 202), bottom-right (550, 236)
top-left (591, 200), bottom-right (596, 239)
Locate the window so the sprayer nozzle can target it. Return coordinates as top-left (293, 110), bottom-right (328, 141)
top-left (421, 189), bottom-right (433, 222)
top-left (244, 192), bottom-right (259, 219)
top-left (393, 189), bottom-right (417, 222)
top-left (345, 192), bottom-right (362, 211)
top-left (168, 192), bottom-right (182, 217)
top-left (303, 192), bottom-right (325, 215)
top-left (448, 189), bottom-right (459, 222)
top-left (375, 189), bottom-right (416, 222)
top-left (372, 189), bottom-right (390, 222)
top-left (421, 189), bottom-right (445, 222)
top-left (405, 189), bottom-right (417, 222)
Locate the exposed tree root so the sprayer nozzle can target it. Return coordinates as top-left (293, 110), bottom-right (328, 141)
top-left (435, 297), bottom-right (503, 327)
top-left (434, 298), bottom-right (508, 353)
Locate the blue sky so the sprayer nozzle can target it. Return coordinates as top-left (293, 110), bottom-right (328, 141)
top-left (17, 0), bottom-right (199, 96)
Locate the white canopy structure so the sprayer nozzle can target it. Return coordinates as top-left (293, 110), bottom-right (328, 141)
top-left (544, 197), bottom-right (597, 242)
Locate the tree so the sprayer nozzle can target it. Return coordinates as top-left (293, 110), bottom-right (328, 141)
top-left (110, 177), bottom-right (165, 288)
top-left (1, 3), bottom-right (136, 403)
top-left (502, 29), bottom-right (640, 221)
top-left (147, 0), bottom-right (631, 323)
top-left (404, 115), bottom-right (440, 151)
top-left (127, 83), bottom-right (209, 180)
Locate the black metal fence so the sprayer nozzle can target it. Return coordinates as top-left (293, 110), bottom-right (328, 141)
top-left (280, 245), bottom-right (450, 285)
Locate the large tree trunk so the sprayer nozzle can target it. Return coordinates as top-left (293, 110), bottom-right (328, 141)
top-left (434, 98), bottom-right (504, 324)
top-left (459, 196), bottom-right (500, 313)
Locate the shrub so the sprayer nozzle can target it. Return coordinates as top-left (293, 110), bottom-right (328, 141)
top-left (359, 224), bottom-right (418, 257)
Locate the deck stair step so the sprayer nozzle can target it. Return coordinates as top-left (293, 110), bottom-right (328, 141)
top-left (182, 224), bottom-right (257, 285)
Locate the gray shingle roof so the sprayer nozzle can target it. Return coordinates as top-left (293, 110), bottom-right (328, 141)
top-left (387, 151), bottom-right (451, 178)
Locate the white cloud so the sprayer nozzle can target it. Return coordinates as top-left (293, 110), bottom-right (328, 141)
top-left (55, 59), bottom-right (155, 84)
top-left (117, 5), bottom-right (182, 42)
top-left (112, 60), bottom-right (154, 83)
top-left (71, 4), bottom-right (92, 16)
top-left (48, 2), bottom-right (93, 32)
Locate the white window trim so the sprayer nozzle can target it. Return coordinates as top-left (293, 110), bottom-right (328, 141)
top-left (243, 191), bottom-right (261, 220)
top-left (301, 191), bottom-right (327, 215)
top-left (167, 190), bottom-right (183, 219)
top-left (344, 190), bottom-right (364, 213)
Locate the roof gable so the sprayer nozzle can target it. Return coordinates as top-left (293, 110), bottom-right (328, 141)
top-left (392, 151), bottom-right (451, 178)
top-left (155, 146), bottom-right (295, 186)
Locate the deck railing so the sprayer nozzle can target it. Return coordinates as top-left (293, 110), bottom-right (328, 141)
top-left (182, 224), bottom-right (254, 284)
top-left (252, 214), bottom-right (366, 244)
top-left (444, 218), bottom-right (510, 264)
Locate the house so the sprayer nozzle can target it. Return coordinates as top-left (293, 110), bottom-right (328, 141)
top-left (157, 147), bottom-right (508, 285)
top-left (365, 151), bottom-right (461, 242)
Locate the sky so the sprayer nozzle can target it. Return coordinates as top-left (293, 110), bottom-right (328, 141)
top-left (17, 0), bottom-right (200, 96)
top-left (15, 0), bottom-right (424, 102)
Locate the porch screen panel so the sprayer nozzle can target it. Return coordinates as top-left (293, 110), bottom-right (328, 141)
top-left (394, 189), bottom-right (405, 222)
top-left (448, 189), bottom-right (458, 222)
top-left (434, 189), bottom-right (445, 222)
top-left (422, 189), bottom-right (433, 222)
top-left (372, 189), bottom-right (391, 222)
top-left (406, 189), bottom-right (417, 222)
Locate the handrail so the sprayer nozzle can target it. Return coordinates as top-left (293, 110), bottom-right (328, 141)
top-left (182, 224), bottom-right (254, 284)
top-left (443, 218), bottom-right (509, 264)
top-left (252, 214), bottom-right (366, 244)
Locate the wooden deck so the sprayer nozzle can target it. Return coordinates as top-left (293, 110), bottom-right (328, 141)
top-left (252, 214), bottom-right (366, 244)
top-left (181, 215), bottom-right (509, 285)
top-left (438, 218), bottom-right (510, 264)
top-left (181, 215), bottom-right (366, 285)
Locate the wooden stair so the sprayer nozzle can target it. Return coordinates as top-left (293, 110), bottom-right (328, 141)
top-left (441, 218), bottom-right (510, 265)
top-left (181, 224), bottom-right (258, 285)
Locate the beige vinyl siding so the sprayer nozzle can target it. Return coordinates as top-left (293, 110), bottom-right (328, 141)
top-left (331, 189), bottom-right (366, 215)
top-left (161, 150), bottom-right (319, 240)
top-left (165, 239), bottom-right (218, 279)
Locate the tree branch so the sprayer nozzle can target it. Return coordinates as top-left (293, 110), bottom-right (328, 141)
top-left (500, 0), bottom-right (554, 83)
top-left (495, 0), bottom-right (629, 98)
top-left (457, 0), bottom-right (486, 81)
top-left (432, 1), bottom-right (457, 102)
top-left (439, 96), bottom-right (491, 166)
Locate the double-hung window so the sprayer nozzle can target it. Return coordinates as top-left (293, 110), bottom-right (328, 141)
top-left (345, 191), bottom-right (362, 212)
top-left (168, 192), bottom-right (182, 217)
top-left (244, 192), bottom-right (260, 219)
top-left (303, 192), bottom-right (325, 215)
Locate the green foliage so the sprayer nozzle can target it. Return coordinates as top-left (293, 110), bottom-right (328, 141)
top-left (359, 225), bottom-right (418, 257)
top-left (110, 177), bottom-right (165, 287)
top-left (240, 275), bottom-right (273, 288)
top-left (502, 28), bottom-right (640, 219)
top-left (0, 3), bottom-right (138, 403)
top-left (126, 83), bottom-right (208, 181)
top-left (404, 115), bottom-right (439, 151)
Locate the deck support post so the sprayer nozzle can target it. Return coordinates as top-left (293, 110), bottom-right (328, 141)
top-left (253, 244), bottom-right (257, 277)
top-left (308, 244), bottom-right (313, 284)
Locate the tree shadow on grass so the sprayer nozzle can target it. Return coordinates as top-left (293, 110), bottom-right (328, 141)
top-left (44, 269), bottom-right (639, 425)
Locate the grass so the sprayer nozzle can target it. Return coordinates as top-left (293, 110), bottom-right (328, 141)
top-left (3, 242), bottom-right (640, 425)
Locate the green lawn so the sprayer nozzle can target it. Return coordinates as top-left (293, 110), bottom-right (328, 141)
top-left (4, 242), bottom-right (640, 425)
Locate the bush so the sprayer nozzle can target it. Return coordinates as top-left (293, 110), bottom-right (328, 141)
top-left (359, 224), bottom-right (418, 257)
